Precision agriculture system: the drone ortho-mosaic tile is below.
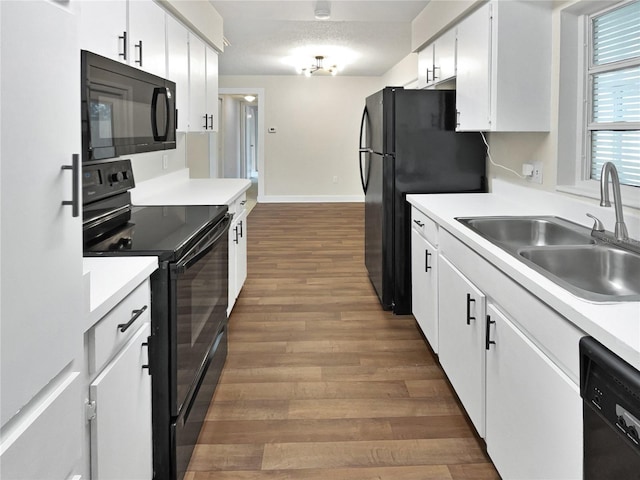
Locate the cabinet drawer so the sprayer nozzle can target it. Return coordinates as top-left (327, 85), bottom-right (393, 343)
top-left (228, 192), bottom-right (247, 215)
top-left (87, 280), bottom-right (151, 374)
top-left (411, 207), bottom-right (438, 246)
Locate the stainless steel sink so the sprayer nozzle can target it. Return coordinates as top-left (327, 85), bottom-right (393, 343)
top-left (458, 216), bottom-right (595, 249)
top-left (519, 245), bottom-right (640, 301)
top-left (456, 216), bottom-right (640, 302)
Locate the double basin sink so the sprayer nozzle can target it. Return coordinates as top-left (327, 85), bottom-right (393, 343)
top-left (457, 216), bottom-right (640, 302)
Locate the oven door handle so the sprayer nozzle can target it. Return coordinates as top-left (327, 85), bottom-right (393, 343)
top-left (171, 213), bottom-right (231, 276)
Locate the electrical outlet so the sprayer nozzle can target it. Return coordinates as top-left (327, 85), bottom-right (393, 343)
top-left (163, 154), bottom-right (169, 170)
top-left (530, 161), bottom-right (543, 184)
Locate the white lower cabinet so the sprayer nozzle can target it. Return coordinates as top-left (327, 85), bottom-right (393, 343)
top-left (438, 255), bottom-right (486, 437)
top-left (228, 193), bottom-right (248, 315)
top-left (89, 324), bottom-right (152, 480)
top-left (410, 227), bottom-right (438, 352)
top-left (85, 280), bottom-right (153, 480)
top-left (485, 304), bottom-right (582, 479)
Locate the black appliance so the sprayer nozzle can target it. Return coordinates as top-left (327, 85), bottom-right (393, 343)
top-left (83, 159), bottom-right (230, 480)
top-left (359, 87), bottom-right (486, 314)
top-left (81, 50), bottom-right (176, 162)
top-left (580, 337), bottom-right (640, 479)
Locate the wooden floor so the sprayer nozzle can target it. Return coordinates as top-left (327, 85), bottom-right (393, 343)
top-left (185, 203), bottom-right (500, 480)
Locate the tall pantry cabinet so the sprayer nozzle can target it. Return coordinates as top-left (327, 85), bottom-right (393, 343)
top-left (0, 1), bottom-right (84, 478)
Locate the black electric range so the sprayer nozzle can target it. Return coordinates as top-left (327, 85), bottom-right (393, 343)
top-left (83, 159), bottom-right (230, 480)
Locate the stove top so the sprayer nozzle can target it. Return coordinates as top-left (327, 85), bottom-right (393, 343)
top-left (84, 204), bottom-right (228, 261)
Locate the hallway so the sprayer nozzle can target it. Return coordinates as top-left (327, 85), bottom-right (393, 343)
top-left (186, 203), bottom-right (499, 479)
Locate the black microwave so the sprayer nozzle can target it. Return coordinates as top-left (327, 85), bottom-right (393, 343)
top-left (81, 50), bottom-right (176, 162)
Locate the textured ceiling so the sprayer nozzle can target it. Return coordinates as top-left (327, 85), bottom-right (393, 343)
top-left (210, 1), bottom-right (430, 76)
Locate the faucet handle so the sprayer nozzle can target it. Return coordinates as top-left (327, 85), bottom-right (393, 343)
top-left (586, 213), bottom-right (605, 232)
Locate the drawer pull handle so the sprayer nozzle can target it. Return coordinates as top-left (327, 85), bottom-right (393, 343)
top-left (240, 200), bottom-right (247, 206)
top-left (485, 315), bottom-right (496, 350)
top-left (141, 337), bottom-right (151, 375)
top-left (413, 219), bottom-right (424, 227)
top-left (425, 250), bottom-right (432, 271)
top-left (466, 294), bottom-right (476, 325)
top-left (117, 305), bottom-right (148, 333)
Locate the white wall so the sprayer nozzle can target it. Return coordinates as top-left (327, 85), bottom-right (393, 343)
top-left (221, 95), bottom-right (241, 178)
top-left (219, 75), bottom-right (380, 201)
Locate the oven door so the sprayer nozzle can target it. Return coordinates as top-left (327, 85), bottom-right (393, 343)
top-left (169, 213), bottom-right (230, 417)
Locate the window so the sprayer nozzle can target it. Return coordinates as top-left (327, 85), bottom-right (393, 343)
top-left (587, 1), bottom-right (640, 187)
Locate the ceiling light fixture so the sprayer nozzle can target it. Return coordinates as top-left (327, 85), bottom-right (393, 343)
top-left (299, 56), bottom-right (338, 76)
top-left (314, 1), bottom-right (330, 20)
top-left (244, 95), bottom-right (256, 102)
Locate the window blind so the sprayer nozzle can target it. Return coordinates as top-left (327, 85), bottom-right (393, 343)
top-left (589, 1), bottom-right (640, 187)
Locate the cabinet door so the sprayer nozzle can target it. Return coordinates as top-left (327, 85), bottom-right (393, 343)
top-left (78, 0), bottom-right (127, 62)
top-left (128, 0), bottom-right (167, 77)
top-left (485, 304), bottom-right (582, 479)
top-left (228, 215), bottom-right (239, 315)
top-left (167, 15), bottom-right (190, 132)
top-left (234, 208), bottom-right (248, 299)
top-left (417, 45), bottom-right (433, 89)
top-left (1, 0), bottom-right (83, 425)
top-left (433, 28), bottom-right (456, 83)
top-left (189, 33), bottom-right (207, 132)
top-left (411, 229), bottom-right (438, 352)
top-left (438, 255), bottom-right (486, 437)
top-left (206, 46), bottom-right (219, 132)
top-left (456, 2), bottom-right (491, 131)
top-left (90, 323), bottom-right (152, 480)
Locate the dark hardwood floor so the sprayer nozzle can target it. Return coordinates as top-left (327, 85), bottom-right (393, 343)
top-left (185, 203), bottom-right (500, 480)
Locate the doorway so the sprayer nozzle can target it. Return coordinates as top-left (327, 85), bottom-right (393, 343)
top-left (218, 88), bottom-right (265, 212)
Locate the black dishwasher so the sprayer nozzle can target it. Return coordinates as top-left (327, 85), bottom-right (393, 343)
top-left (580, 337), bottom-right (640, 479)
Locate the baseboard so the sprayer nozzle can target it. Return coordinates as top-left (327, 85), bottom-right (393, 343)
top-left (258, 194), bottom-right (365, 203)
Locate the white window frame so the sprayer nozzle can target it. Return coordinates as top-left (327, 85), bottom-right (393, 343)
top-left (556, 0), bottom-right (640, 209)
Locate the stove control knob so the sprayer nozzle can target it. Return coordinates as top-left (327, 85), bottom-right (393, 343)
top-left (110, 172), bottom-right (125, 183)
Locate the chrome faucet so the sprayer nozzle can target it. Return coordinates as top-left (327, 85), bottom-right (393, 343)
top-left (600, 162), bottom-right (629, 241)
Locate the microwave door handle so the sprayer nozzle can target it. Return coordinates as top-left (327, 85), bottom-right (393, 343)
top-left (150, 87), bottom-right (170, 141)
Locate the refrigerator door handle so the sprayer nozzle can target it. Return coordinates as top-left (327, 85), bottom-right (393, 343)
top-left (359, 106), bottom-right (372, 193)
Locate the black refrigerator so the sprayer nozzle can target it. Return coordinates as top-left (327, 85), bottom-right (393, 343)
top-left (359, 87), bottom-right (486, 315)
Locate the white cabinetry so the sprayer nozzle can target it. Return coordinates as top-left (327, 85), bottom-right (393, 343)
top-left (228, 192), bottom-right (248, 314)
top-left (167, 15), bottom-right (190, 132)
top-left (86, 281), bottom-right (153, 480)
top-left (485, 304), bottom-right (582, 479)
top-left (128, 0), bottom-right (167, 77)
top-left (189, 33), bottom-right (219, 132)
top-left (456, 1), bottom-right (551, 131)
top-left (438, 255), bottom-right (486, 437)
top-left (1, 1), bottom-right (83, 477)
top-left (418, 28), bottom-right (457, 89)
top-left (78, 0), bottom-right (166, 77)
top-left (410, 208), bottom-right (439, 352)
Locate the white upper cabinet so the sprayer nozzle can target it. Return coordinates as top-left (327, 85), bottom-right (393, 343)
top-left (456, 1), bottom-right (552, 132)
top-left (128, 0), bottom-right (167, 77)
top-left (417, 27), bottom-right (456, 89)
top-left (189, 33), bottom-right (219, 132)
top-left (79, 0), bottom-right (166, 77)
top-left (78, 0), bottom-right (128, 63)
top-left (167, 14), bottom-right (190, 131)
top-left (206, 46), bottom-right (219, 132)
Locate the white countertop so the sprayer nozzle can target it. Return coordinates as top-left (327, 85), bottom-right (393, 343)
top-left (407, 180), bottom-right (640, 370)
top-left (83, 256), bottom-right (158, 332)
top-left (131, 169), bottom-right (251, 206)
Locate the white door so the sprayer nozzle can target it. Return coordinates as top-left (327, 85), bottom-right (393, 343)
top-left (485, 304), bottom-right (583, 479)
top-left (78, 0), bottom-right (127, 62)
top-left (456, 2), bottom-right (491, 131)
top-left (90, 323), bottom-right (153, 480)
top-left (189, 33), bottom-right (207, 132)
top-left (411, 229), bottom-right (438, 352)
top-left (438, 255), bottom-right (486, 437)
top-left (128, 0), bottom-right (167, 77)
top-left (1, 0), bottom-right (83, 425)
